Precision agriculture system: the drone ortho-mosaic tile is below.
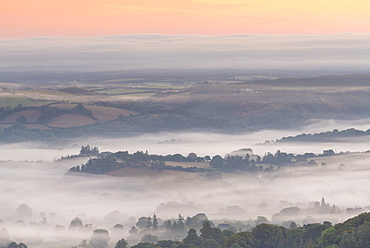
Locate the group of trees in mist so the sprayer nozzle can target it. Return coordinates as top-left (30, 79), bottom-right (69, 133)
top-left (274, 128), bottom-right (370, 144)
top-left (69, 212), bottom-right (370, 248)
top-left (68, 147), bottom-right (344, 175)
top-left (68, 150), bottom-right (215, 174)
top-left (68, 149), bottom-right (257, 174)
top-left (4, 243), bottom-right (27, 248)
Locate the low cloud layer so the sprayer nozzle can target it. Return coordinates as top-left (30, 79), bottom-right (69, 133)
top-left (2, 34), bottom-right (370, 71)
top-left (1, 125), bottom-right (370, 246)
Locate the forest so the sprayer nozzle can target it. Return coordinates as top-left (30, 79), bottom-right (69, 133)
top-left (24, 212), bottom-right (370, 248)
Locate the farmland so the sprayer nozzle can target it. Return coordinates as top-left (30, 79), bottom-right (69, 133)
top-left (0, 95), bottom-right (54, 107)
top-left (47, 114), bottom-right (96, 128)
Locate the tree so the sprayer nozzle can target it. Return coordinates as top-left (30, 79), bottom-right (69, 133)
top-left (339, 221), bottom-right (370, 248)
top-left (16, 204), bottom-right (33, 219)
top-left (69, 217), bottom-right (83, 230)
top-left (37, 115), bottom-right (50, 124)
top-left (210, 155), bottom-right (224, 169)
top-left (141, 234), bottom-right (157, 243)
top-left (183, 228), bottom-right (201, 247)
top-left (152, 214), bottom-right (158, 230)
top-left (156, 240), bottom-right (181, 248)
top-left (16, 116), bottom-right (27, 124)
top-left (224, 231), bottom-right (258, 248)
top-left (252, 223), bottom-right (285, 248)
top-left (129, 226), bottom-right (138, 235)
top-left (73, 240), bottom-right (92, 248)
top-left (130, 242), bottom-right (155, 248)
top-left (255, 216), bottom-right (269, 225)
top-left (90, 229), bottom-right (110, 248)
top-left (146, 216), bottom-right (152, 229)
top-left (200, 221), bottom-right (213, 240)
top-left (212, 227), bottom-right (224, 247)
top-left (114, 239), bottom-right (128, 248)
top-left (7, 243), bottom-right (27, 248)
top-left (202, 239), bottom-right (220, 248)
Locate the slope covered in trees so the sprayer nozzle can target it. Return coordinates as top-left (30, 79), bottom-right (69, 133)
top-left (97, 212), bottom-right (370, 248)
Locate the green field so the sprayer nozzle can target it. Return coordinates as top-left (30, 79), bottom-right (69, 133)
top-left (0, 96), bottom-right (54, 107)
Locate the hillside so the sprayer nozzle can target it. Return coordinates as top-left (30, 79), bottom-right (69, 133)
top-left (0, 102), bottom-right (244, 142)
top-left (148, 76), bottom-right (370, 128)
top-left (1, 73), bottom-right (370, 141)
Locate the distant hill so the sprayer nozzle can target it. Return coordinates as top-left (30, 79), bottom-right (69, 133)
top-left (147, 74), bottom-right (370, 129)
top-left (0, 102), bottom-right (244, 143)
top-left (2, 73), bottom-right (370, 140)
top-left (271, 128), bottom-right (370, 143)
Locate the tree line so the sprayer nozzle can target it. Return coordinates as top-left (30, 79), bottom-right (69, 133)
top-left (68, 148), bottom-right (340, 175)
top-left (72, 212), bottom-right (370, 248)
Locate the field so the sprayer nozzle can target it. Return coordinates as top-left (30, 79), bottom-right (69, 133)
top-left (101, 78), bottom-right (146, 83)
top-left (0, 102), bottom-right (139, 129)
top-left (0, 124), bottom-right (12, 129)
top-left (49, 103), bottom-right (138, 121)
top-left (47, 114), bottom-right (96, 128)
top-left (3, 73), bottom-right (370, 135)
top-left (0, 110), bottom-right (41, 123)
top-left (14, 90), bottom-right (78, 102)
top-left (105, 167), bottom-right (169, 177)
top-left (113, 93), bottom-right (156, 100)
top-left (93, 88), bottom-right (151, 94)
top-left (0, 95), bottom-right (54, 107)
top-left (313, 152), bottom-right (370, 169)
top-left (16, 89), bottom-right (72, 97)
top-left (49, 103), bottom-right (78, 109)
top-left (84, 105), bottom-right (138, 121)
top-left (234, 75), bottom-right (279, 81)
top-left (165, 161), bottom-right (212, 169)
top-left (22, 124), bottom-right (51, 130)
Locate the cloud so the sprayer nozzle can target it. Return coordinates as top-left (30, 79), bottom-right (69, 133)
top-left (1, 34), bottom-right (370, 71)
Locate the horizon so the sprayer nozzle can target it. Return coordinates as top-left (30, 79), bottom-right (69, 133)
top-left (2, 33), bottom-right (370, 72)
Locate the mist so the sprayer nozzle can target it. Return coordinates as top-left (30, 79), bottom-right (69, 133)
top-left (2, 34), bottom-right (370, 71)
top-left (1, 121), bottom-right (370, 247)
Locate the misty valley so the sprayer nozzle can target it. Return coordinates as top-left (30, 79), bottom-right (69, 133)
top-left (4, 0), bottom-right (370, 246)
top-left (1, 70), bottom-right (370, 248)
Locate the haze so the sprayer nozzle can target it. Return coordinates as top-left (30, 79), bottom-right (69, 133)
top-left (0, 123), bottom-right (370, 246)
top-left (2, 34), bottom-right (370, 71)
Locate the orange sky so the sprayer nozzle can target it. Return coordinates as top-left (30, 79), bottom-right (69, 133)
top-left (1, 0), bottom-right (370, 38)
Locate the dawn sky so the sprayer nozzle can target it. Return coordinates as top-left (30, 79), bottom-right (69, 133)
top-left (2, 0), bottom-right (370, 38)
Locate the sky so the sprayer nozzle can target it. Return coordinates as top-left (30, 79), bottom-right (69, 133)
top-left (2, 0), bottom-right (370, 38)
